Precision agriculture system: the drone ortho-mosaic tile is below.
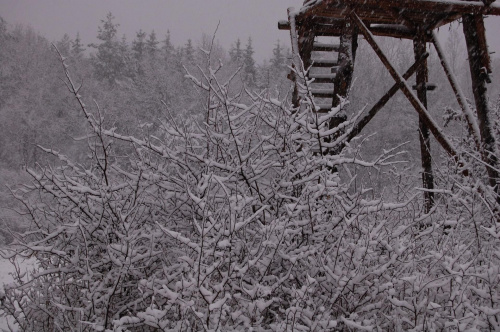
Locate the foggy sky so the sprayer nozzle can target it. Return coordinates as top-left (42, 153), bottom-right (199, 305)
top-left (0, 0), bottom-right (499, 62)
top-left (0, 0), bottom-right (303, 62)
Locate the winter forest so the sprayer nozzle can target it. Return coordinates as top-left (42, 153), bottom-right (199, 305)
top-left (1, 1), bottom-right (500, 330)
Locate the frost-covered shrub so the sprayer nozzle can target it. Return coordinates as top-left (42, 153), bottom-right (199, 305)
top-left (1, 48), bottom-right (500, 332)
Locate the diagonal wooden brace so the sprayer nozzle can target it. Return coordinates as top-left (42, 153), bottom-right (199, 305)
top-left (347, 51), bottom-right (429, 142)
top-left (351, 12), bottom-right (458, 158)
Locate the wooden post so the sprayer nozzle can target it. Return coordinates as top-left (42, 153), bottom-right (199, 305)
top-left (332, 17), bottom-right (358, 108)
top-left (297, 23), bottom-right (315, 71)
top-left (329, 17), bottom-right (358, 156)
top-left (287, 8), bottom-right (314, 108)
top-left (414, 31), bottom-right (434, 212)
top-left (431, 32), bottom-right (482, 151)
top-left (463, 14), bottom-right (500, 193)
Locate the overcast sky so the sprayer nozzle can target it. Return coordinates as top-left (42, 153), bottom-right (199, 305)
top-left (0, 0), bottom-right (499, 62)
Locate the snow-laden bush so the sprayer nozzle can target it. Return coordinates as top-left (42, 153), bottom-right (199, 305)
top-left (1, 48), bottom-right (500, 332)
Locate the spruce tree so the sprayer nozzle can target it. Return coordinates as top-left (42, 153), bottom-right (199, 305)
top-left (56, 34), bottom-right (71, 56)
top-left (119, 34), bottom-right (132, 77)
top-left (146, 30), bottom-right (159, 56)
top-left (243, 37), bottom-right (256, 84)
top-left (184, 39), bottom-right (195, 63)
top-left (271, 39), bottom-right (285, 71)
top-left (229, 38), bottom-right (243, 63)
top-left (162, 30), bottom-right (174, 60)
top-left (89, 12), bottom-right (127, 83)
top-left (132, 29), bottom-right (146, 61)
top-left (71, 32), bottom-right (85, 58)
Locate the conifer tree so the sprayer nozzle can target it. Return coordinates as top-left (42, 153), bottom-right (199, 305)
top-left (243, 37), bottom-right (256, 84)
top-left (162, 30), bottom-right (174, 60)
top-left (229, 38), bottom-right (243, 63)
top-left (132, 29), bottom-right (146, 61)
top-left (184, 38), bottom-right (195, 63)
top-left (71, 32), bottom-right (85, 58)
top-left (56, 34), bottom-right (71, 56)
top-left (271, 39), bottom-right (285, 71)
top-left (119, 34), bottom-right (133, 77)
top-left (0, 17), bottom-right (6, 39)
top-left (146, 30), bottom-right (159, 56)
top-left (89, 12), bottom-right (127, 83)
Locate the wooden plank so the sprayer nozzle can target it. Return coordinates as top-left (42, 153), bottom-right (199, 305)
top-left (313, 42), bottom-right (340, 52)
top-left (314, 29), bottom-right (343, 37)
top-left (311, 88), bottom-right (335, 98)
top-left (311, 59), bottom-right (339, 67)
top-left (352, 12), bottom-right (458, 158)
top-left (309, 73), bottom-right (337, 83)
top-left (317, 104), bottom-right (334, 112)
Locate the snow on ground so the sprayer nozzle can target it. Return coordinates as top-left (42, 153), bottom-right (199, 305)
top-left (0, 256), bottom-right (35, 332)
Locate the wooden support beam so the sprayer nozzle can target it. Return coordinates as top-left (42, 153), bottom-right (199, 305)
top-left (297, 24), bottom-right (315, 71)
top-left (279, 19), bottom-right (425, 40)
top-left (351, 12), bottom-right (458, 158)
top-left (471, 13), bottom-right (492, 77)
top-left (369, 24), bottom-right (419, 40)
top-left (332, 17), bottom-right (357, 108)
top-left (463, 14), bottom-right (500, 192)
top-left (431, 32), bottom-right (482, 151)
top-left (314, 23), bottom-right (420, 40)
top-left (414, 31), bottom-right (435, 212)
top-left (346, 52), bottom-right (429, 143)
top-left (287, 8), bottom-right (301, 108)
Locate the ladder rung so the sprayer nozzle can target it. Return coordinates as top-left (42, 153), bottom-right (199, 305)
top-left (315, 31), bottom-right (342, 37)
top-left (311, 89), bottom-right (334, 98)
top-left (313, 42), bottom-right (340, 52)
top-left (412, 83), bottom-right (437, 91)
top-left (309, 73), bottom-right (336, 83)
top-left (317, 104), bottom-right (333, 112)
top-left (312, 59), bottom-right (338, 68)
top-left (278, 20), bottom-right (290, 30)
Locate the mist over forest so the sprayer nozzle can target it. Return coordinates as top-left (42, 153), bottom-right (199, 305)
top-left (1, 6), bottom-right (500, 331)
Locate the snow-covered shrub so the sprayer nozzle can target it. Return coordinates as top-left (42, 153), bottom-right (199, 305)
top-left (1, 47), bottom-right (500, 332)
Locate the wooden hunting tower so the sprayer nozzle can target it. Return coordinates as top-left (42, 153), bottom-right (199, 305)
top-left (279, 0), bottom-right (500, 211)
